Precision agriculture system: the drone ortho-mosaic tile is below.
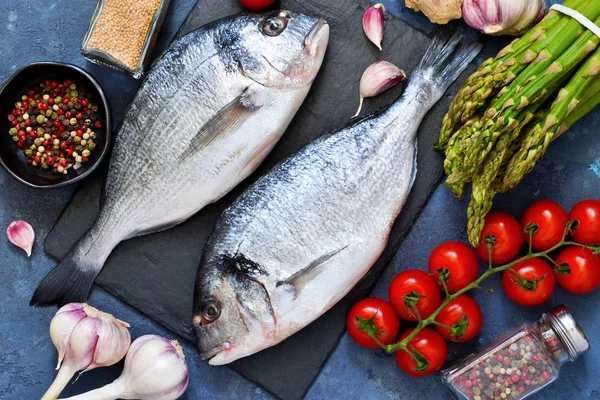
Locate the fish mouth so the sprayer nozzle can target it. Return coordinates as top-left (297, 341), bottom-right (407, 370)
top-left (304, 18), bottom-right (329, 55)
top-left (200, 341), bottom-right (231, 360)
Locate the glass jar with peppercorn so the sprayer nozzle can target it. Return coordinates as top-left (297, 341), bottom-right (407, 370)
top-left (442, 305), bottom-right (589, 400)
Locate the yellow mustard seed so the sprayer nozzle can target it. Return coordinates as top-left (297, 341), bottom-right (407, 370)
top-left (86, 0), bottom-right (163, 70)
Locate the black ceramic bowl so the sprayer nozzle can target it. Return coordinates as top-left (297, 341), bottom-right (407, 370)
top-left (0, 62), bottom-right (111, 189)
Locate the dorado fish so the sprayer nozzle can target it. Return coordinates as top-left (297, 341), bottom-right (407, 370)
top-left (193, 31), bottom-right (481, 365)
top-left (31, 11), bottom-right (329, 307)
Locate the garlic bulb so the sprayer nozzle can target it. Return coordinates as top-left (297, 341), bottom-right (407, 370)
top-left (463, 0), bottom-right (547, 36)
top-left (406, 0), bottom-right (463, 25)
top-left (42, 303), bottom-right (131, 400)
top-left (59, 335), bottom-right (190, 400)
top-left (6, 220), bottom-right (35, 256)
top-left (354, 61), bottom-right (406, 117)
top-left (363, 4), bottom-right (386, 51)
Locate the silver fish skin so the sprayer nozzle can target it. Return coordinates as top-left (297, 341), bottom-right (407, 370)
top-left (31, 11), bottom-right (329, 307)
top-left (193, 31), bottom-right (481, 365)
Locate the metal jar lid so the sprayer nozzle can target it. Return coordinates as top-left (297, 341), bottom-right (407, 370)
top-left (546, 304), bottom-right (590, 362)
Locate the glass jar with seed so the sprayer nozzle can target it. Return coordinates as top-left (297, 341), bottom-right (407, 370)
top-left (81, 0), bottom-right (171, 78)
top-left (442, 305), bottom-right (589, 400)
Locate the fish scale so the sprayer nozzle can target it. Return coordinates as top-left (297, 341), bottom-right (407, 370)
top-left (193, 31), bottom-right (482, 365)
top-left (31, 11), bottom-right (330, 307)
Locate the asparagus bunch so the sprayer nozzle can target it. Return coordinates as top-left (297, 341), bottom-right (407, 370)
top-left (436, 0), bottom-right (600, 246)
top-left (437, 0), bottom-right (587, 149)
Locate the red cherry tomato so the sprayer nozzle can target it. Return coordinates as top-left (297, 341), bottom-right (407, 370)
top-left (389, 270), bottom-right (441, 322)
top-left (395, 328), bottom-right (448, 377)
top-left (555, 247), bottom-right (600, 294)
top-left (434, 295), bottom-right (482, 343)
top-left (522, 200), bottom-right (569, 251)
top-left (569, 200), bottom-right (600, 245)
top-left (476, 212), bottom-right (523, 265)
top-left (346, 298), bottom-right (400, 349)
top-left (428, 241), bottom-right (479, 293)
top-left (239, 0), bottom-right (276, 10)
top-left (502, 258), bottom-right (555, 306)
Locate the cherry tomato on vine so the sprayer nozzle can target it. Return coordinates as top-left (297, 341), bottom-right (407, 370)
top-left (428, 241), bottom-right (479, 293)
top-left (395, 328), bottom-right (448, 377)
top-left (569, 200), bottom-right (600, 245)
top-left (434, 295), bottom-right (482, 343)
top-left (475, 212), bottom-right (523, 264)
top-left (389, 270), bottom-right (441, 322)
top-left (502, 258), bottom-right (555, 306)
top-left (555, 247), bottom-right (600, 294)
top-left (239, 0), bottom-right (276, 10)
top-left (346, 298), bottom-right (400, 348)
top-left (522, 200), bottom-right (569, 251)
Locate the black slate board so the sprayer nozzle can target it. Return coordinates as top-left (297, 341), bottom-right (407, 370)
top-left (44, 1), bottom-right (476, 398)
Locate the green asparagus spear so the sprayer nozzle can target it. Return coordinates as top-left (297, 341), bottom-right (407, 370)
top-left (462, 20), bottom-right (600, 177)
top-left (501, 48), bottom-right (600, 193)
top-left (444, 118), bottom-right (482, 199)
top-left (555, 78), bottom-right (600, 139)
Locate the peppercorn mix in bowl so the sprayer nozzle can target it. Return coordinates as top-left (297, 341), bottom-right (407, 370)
top-left (0, 62), bottom-right (111, 189)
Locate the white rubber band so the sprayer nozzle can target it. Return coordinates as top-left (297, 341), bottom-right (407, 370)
top-left (550, 4), bottom-right (600, 39)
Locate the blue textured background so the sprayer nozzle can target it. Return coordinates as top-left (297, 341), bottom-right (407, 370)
top-left (1, 0), bottom-right (598, 399)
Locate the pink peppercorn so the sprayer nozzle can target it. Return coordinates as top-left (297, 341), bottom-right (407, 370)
top-left (542, 371), bottom-right (550, 381)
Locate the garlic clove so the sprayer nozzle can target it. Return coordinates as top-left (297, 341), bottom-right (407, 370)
top-left (83, 308), bottom-right (131, 372)
top-left (463, 0), bottom-right (547, 37)
top-left (64, 316), bottom-right (100, 372)
top-left (354, 61), bottom-right (407, 117)
top-left (363, 3), bottom-right (386, 51)
top-left (510, 0), bottom-right (546, 35)
top-left (50, 303), bottom-right (87, 370)
top-left (6, 220), bottom-right (35, 257)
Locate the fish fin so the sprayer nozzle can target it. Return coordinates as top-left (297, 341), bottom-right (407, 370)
top-left (179, 88), bottom-right (262, 161)
top-left (276, 245), bottom-right (348, 298)
top-left (413, 29), bottom-right (482, 106)
top-left (30, 255), bottom-right (98, 307)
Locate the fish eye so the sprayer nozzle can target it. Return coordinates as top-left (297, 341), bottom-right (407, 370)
top-left (201, 299), bottom-right (221, 322)
top-left (262, 17), bottom-right (288, 37)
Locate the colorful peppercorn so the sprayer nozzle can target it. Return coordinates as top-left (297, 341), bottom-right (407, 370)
top-left (443, 306), bottom-right (589, 400)
top-left (6, 80), bottom-right (102, 175)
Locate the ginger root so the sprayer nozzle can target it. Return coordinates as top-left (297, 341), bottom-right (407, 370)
top-left (405, 0), bottom-right (464, 24)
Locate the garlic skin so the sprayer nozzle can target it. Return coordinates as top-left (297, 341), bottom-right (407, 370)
top-left (354, 61), bottom-right (407, 117)
top-left (59, 335), bottom-right (189, 400)
top-left (43, 303), bottom-right (131, 400)
top-left (463, 0), bottom-right (547, 36)
top-left (363, 3), bottom-right (385, 51)
top-left (6, 220), bottom-right (35, 257)
top-left (406, 0), bottom-right (463, 25)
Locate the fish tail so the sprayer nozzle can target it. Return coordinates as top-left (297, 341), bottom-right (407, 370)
top-left (413, 28), bottom-right (482, 106)
top-left (30, 225), bottom-right (114, 307)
